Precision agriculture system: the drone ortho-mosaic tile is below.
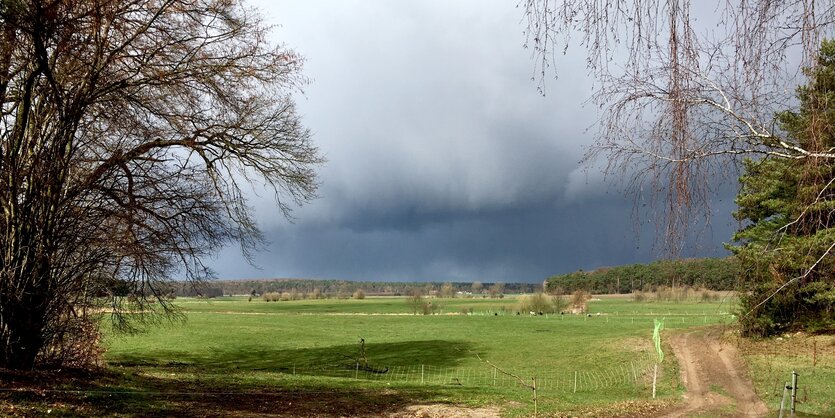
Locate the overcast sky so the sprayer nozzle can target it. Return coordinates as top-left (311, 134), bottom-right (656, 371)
top-left (208, 0), bottom-right (738, 283)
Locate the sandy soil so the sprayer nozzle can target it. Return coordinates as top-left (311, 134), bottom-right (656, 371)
top-left (388, 404), bottom-right (502, 418)
top-left (659, 326), bottom-right (769, 417)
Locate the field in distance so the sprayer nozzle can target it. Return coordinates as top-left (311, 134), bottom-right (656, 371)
top-left (99, 295), bottom-right (735, 417)
top-left (6, 293), bottom-right (831, 417)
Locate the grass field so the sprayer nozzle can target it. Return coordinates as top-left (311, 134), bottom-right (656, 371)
top-left (88, 295), bottom-right (735, 417)
top-left (7, 293), bottom-right (831, 417)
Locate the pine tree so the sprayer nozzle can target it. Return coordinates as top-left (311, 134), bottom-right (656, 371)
top-left (731, 40), bottom-right (835, 336)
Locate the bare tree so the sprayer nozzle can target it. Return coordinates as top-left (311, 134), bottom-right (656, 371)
top-left (440, 281), bottom-right (455, 298)
top-left (0, 0), bottom-right (321, 369)
top-left (522, 0), bottom-right (835, 254)
top-left (471, 280), bottom-right (483, 295)
top-left (406, 289), bottom-right (424, 315)
top-left (488, 282), bottom-right (505, 298)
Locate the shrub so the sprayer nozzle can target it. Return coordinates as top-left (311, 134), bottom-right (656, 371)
top-left (406, 291), bottom-right (424, 315)
top-left (655, 285), bottom-right (672, 301)
top-left (353, 289), bottom-right (366, 299)
top-left (262, 292), bottom-right (281, 302)
top-left (699, 288), bottom-right (720, 302)
top-left (568, 290), bottom-right (591, 313)
top-left (517, 292), bottom-right (562, 314)
top-left (632, 290), bottom-right (646, 302)
top-left (440, 282), bottom-right (455, 298)
top-left (571, 290), bottom-right (590, 306)
top-left (38, 315), bottom-right (104, 369)
top-left (553, 295), bottom-right (568, 312)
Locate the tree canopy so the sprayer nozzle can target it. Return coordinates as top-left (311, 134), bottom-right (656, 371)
top-left (0, 0), bottom-right (321, 369)
top-left (523, 0), bottom-right (835, 253)
top-left (730, 40), bottom-right (835, 335)
top-left (544, 257), bottom-right (740, 294)
top-left (524, 0), bottom-right (835, 335)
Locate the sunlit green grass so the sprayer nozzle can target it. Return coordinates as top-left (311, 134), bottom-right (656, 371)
top-left (175, 295), bottom-right (517, 315)
top-left (100, 295), bottom-right (735, 416)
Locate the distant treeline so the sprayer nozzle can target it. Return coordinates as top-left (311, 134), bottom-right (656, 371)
top-left (543, 257), bottom-right (740, 294)
top-left (170, 279), bottom-right (539, 298)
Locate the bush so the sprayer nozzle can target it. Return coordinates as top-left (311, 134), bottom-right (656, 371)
top-left (632, 291), bottom-right (646, 302)
top-left (517, 292), bottom-right (562, 314)
top-left (571, 290), bottom-right (590, 306)
top-left (655, 286), bottom-right (672, 301)
top-left (353, 289), bottom-right (366, 299)
top-left (407, 291), bottom-right (424, 315)
top-left (38, 315), bottom-right (104, 369)
top-left (262, 292), bottom-right (280, 302)
top-left (699, 288), bottom-right (720, 302)
top-left (440, 282), bottom-right (455, 298)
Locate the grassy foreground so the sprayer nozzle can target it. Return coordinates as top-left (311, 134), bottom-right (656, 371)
top-left (739, 333), bottom-right (835, 416)
top-left (0, 294), bottom-right (758, 417)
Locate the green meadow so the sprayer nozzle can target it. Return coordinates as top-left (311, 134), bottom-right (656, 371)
top-left (93, 295), bottom-right (736, 417)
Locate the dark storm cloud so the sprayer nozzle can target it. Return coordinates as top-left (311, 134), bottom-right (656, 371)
top-left (208, 1), bottom-right (737, 282)
top-left (214, 194), bottom-right (735, 282)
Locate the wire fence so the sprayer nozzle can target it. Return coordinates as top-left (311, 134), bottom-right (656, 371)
top-left (272, 351), bottom-right (661, 394)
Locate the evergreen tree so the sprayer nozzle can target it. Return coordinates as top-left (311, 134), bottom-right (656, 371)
top-left (730, 40), bottom-right (835, 336)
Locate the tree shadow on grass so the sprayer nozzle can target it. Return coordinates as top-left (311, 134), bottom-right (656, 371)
top-left (108, 339), bottom-right (475, 376)
top-left (0, 365), bottom-right (491, 417)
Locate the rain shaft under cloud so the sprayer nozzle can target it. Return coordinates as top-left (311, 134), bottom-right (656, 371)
top-left (208, 0), bottom-right (736, 282)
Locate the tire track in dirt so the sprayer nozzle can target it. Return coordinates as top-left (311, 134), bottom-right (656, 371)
top-left (660, 326), bottom-right (768, 417)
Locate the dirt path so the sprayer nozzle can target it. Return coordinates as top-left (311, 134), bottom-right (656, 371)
top-left (660, 326), bottom-right (768, 417)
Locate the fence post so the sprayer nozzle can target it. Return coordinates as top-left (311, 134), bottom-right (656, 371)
top-left (292, 363), bottom-right (295, 375)
top-left (791, 371), bottom-right (798, 417)
top-left (532, 376), bottom-right (538, 418)
top-left (779, 382), bottom-right (789, 418)
top-left (421, 364), bottom-right (425, 385)
top-left (813, 339), bottom-right (818, 373)
top-left (355, 362), bottom-right (359, 380)
top-left (493, 367), bottom-right (497, 387)
top-left (652, 363), bottom-right (658, 398)
top-left (574, 370), bottom-right (578, 393)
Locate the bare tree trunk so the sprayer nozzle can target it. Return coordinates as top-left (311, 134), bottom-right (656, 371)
top-left (0, 279), bottom-right (49, 370)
